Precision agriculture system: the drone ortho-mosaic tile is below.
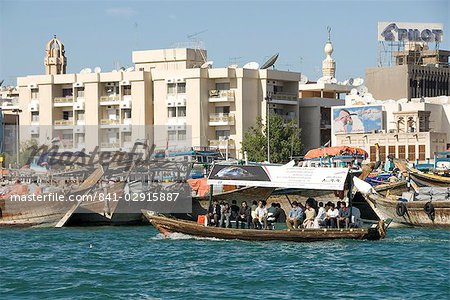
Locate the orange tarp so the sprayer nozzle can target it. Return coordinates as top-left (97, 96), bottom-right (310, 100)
top-left (304, 146), bottom-right (368, 159)
top-left (187, 178), bottom-right (237, 197)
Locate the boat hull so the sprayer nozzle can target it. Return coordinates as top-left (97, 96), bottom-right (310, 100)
top-left (143, 212), bottom-right (387, 242)
top-left (365, 193), bottom-right (450, 227)
top-left (409, 171), bottom-right (450, 187)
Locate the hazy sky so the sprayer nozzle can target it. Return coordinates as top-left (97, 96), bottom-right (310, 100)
top-left (0, 0), bottom-right (449, 85)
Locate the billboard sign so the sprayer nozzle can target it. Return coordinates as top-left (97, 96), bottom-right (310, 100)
top-left (378, 22), bottom-right (443, 43)
top-left (332, 105), bottom-right (383, 134)
top-left (208, 165), bottom-right (349, 191)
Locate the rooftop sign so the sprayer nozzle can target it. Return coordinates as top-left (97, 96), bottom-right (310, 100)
top-left (378, 22), bottom-right (443, 43)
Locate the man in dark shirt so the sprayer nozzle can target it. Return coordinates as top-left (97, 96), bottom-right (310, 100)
top-left (206, 199), bottom-right (221, 227)
top-left (230, 200), bottom-right (240, 221)
top-left (235, 201), bottom-right (252, 229)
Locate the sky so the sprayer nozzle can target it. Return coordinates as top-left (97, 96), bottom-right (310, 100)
top-left (0, 0), bottom-right (449, 85)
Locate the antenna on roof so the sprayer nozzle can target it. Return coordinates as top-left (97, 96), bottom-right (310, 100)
top-left (187, 29), bottom-right (208, 63)
top-left (94, 67), bottom-right (102, 73)
top-left (260, 53), bottom-right (279, 69)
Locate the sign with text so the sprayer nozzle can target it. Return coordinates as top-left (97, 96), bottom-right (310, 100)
top-left (378, 22), bottom-right (443, 42)
top-left (208, 165), bottom-right (349, 191)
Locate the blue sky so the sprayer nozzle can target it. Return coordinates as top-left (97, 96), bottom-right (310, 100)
top-left (0, 0), bottom-right (449, 85)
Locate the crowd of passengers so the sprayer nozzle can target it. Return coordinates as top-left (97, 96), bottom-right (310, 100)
top-left (206, 198), bottom-right (362, 230)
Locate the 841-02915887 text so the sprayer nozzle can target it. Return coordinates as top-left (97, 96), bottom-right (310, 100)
top-left (97, 192), bottom-right (180, 202)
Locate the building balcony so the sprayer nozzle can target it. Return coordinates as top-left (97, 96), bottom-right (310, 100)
top-left (208, 113), bottom-right (235, 126)
top-left (101, 142), bottom-right (120, 150)
top-left (270, 93), bottom-right (298, 105)
top-left (208, 90), bottom-right (235, 102)
top-left (54, 96), bottom-right (74, 107)
top-left (100, 95), bottom-right (121, 105)
top-left (210, 139), bottom-right (235, 150)
top-left (54, 119), bottom-right (74, 126)
top-left (100, 119), bottom-right (120, 127)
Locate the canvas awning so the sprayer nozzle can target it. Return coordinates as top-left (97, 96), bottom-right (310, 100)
top-left (304, 146), bottom-right (368, 159)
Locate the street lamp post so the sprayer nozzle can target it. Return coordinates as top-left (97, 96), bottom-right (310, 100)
top-left (12, 109), bottom-right (22, 168)
top-left (265, 92), bottom-right (272, 163)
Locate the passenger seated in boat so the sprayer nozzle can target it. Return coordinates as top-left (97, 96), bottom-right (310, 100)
top-left (220, 202), bottom-right (232, 228)
top-left (251, 200), bottom-right (258, 221)
top-left (325, 203), bottom-right (339, 228)
top-left (267, 203), bottom-right (277, 223)
top-left (206, 199), bottom-right (221, 227)
top-left (236, 201), bottom-right (252, 229)
top-left (273, 203), bottom-right (286, 223)
top-left (303, 202), bottom-right (316, 228)
top-left (253, 200), bottom-right (268, 230)
top-left (313, 202), bottom-right (326, 228)
top-left (230, 200), bottom-right (240, 221)
top-left (350, 206), bottom-right (363, 228)
top-left (286, 201), bottom-right (303, 229)
top-left (338, 202), bottom-right (350, 229)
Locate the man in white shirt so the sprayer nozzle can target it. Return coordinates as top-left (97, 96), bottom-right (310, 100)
top-left (314, 202), bottom-right (327, 228)
top-left (253, 200), bottom-right (268, 230)
top-left (325, 203), bottom-right (339, 228)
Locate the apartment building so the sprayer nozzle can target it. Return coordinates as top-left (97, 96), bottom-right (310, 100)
top-left (16, 37), bottom-right (301, 158)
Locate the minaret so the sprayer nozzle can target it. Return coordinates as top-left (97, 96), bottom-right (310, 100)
top-left (44, 35), bottom-right (67, 75)
top-left (322, 27), bottom-right (336, 79)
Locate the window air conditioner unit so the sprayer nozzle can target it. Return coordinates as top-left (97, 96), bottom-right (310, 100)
top-left (176, 78), bottom-right (186, 83)
top-left (29, 127), bottom-right (39, 134)
top-left (74, 126), bottom-right (85, 133)
top-left (28, 102), bottom-right (39, 112)
top-left (106, 82), bottom-right (116, 87)
top-left (73, 82), bottom-right (84, 88)
top-left (120, 80), bottom-right (130, 86)
top-left (120, 101), bottom-right (131, 109)
top-left (28, 83), bottom-right (38, 89)
top-left (74, 101), bottom-right (85, 110)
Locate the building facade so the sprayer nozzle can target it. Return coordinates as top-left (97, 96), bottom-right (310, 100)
top-left (16, 37), bottom-right (301, 158)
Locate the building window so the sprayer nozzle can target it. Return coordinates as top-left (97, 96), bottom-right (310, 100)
top-left (177, 83), bottom-right (186, 94)
top-left (123, 109), bottom-right (131, 119)
top-left (379, 146), bottom-right (386, 161)
top-left (168, 107), bottom-right (176, 118)
top-left (105, 84), bottom-right (119, 96)
top-left (398, 145), bottom-right (406, 159)
top-left (388, 146), bottom-right (396, 157)
top-left (178, 130), bottom-right (186, 140)
top-left (419, 145), bottom-right (426, 161)
top-left (123, 85), bottom-right (131, 96)
top-left (177, 107), bottom-right (186, 117)
top-left (31, 88), bottom-right (39, 99)
top-left (62, 88), bottom-right (73, 97)
top-left (63, 111), bottom-right (73, 120)
top-left (370, 146), bottom-right (376, 162)
top-left (408, 145), bottom-right (416, 161)
top-left (168, 130), bottom-right (177, 140)
top-left (167, 83), bottom-right (176, 94)
top-left (216, 130), bottom-right (230, 140)
top-left (31, 112), bottom-right (39, 122)
top-left (76, 87), bottom-right (85, 98)
top-left (215, 82), bottom-right (230, 90)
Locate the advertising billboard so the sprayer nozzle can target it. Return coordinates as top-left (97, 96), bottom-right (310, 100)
top-left (378, 22), bottom-right (444, 43)
top-left (332, 105), bottom-right (383, 134)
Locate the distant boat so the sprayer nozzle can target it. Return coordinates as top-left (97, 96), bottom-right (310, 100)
top-left (142, 212), bottom-right (390, 242)
top-left (409, 168), bottom-right (450, 187)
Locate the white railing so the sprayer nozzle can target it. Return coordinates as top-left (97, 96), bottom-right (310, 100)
top-left (101, 142), bottom-right (120, 148)
top-left (54, 96), bottom-right (74, 103)
top-left (100, 95), bottom-right (121, 102)
top-left (54, 119), bottom-right (73, 126)
top-left (100, 119), bottom-right (120, 125)
top-left (208, 90), bottom-right (235, 101)
top-left (209, 113), bottom-right (235, 123)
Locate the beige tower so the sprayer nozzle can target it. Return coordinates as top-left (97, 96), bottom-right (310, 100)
top-left (44, 35), bottom-right (67, 75)
top-left (322, 27), bottom-right (336, 78)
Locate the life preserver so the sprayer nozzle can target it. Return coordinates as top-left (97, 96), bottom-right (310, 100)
top-left (396, 202), bottom-right (407, 217)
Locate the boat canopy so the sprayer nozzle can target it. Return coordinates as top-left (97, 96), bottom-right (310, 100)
top-left (304, 146), bottom-right (368, 159)
top-left (207, 164), bottom-right (349, 191)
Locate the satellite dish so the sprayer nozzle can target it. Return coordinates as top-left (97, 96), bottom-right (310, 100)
top-left (317, 76), bottom-right (324, 83)
top-left (119, 67), bottom-right (126, 71)
top-left (228, 64), bottom-right (239, 68)
top-left (353, 78), bottom-right (364, 86)
top-left (125, 67), bottom-right (135, 72)
top-left (243, 62), bottom-right (260, 70)
top-left (80, 68), bottom-right (92, 74)
top-left (357, 85), bottom-right (368, 96)
top-left (0, 79), bottom-right (4, 87)
top-left (260, 53), bottom-right (279, 69)
top-left (94, 67), bottom-right (102, 73)
top-left (200, 61), bottom-right (214, 68)
top-left (350, 88), bottom-right (358, 95)
top-left (112, 69), bottom-right (118, 73)
top-left (347, 78), bottom-right (354, 85)
top-left (299, 74), bottom-right (308, 84)
top-left (330, 78), bottom-right (338, 84)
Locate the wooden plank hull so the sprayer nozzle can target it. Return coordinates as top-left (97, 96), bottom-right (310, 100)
top-left (143, 212), bottom-right (387, 242)
top-left (365, 193), bottom-right (450, 227)
top-left (409, 171), bottom-right (450, 187)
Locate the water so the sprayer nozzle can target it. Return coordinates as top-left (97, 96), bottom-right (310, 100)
top-left (1, 227), bottom-right (449, 300)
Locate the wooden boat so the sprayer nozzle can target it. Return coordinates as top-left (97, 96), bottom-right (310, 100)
top-left (0, 167), bottom-right (105, 227)
top-left (365, 192), bottom-right (450, 227)
top-left (143, 212), bottom-right (389, 242)
top-left (409, 168), bottom-right (450, 187)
